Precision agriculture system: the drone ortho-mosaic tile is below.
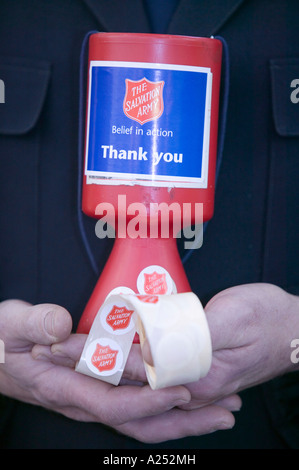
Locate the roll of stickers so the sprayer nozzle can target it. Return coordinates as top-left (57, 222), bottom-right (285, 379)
top-left (75, 292), bottom-right (212, 390)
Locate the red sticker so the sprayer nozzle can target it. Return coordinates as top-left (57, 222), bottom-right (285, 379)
top-left (143, 271), bottom-right (168, 294)
top-left (91, 343), bottom-right (119, 372)
top-left (106, 305), bottom-right (134, 331)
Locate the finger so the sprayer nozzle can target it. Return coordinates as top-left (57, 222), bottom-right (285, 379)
top-left (34, 337), bottom-right (148, 384)
top-left (178, 393), bottom-right (242, 412)
top-left (97, 383), bottom-right (192, 426)
top-left (214, 394), bottom-right (242, 411)
top-left (116, 404), bottom-right (235, 444)
top-left (42, 365), bottom-right (192, 427)
top-left (1, 300), bottom-right (73, 348)
top-left (52, 334), bottom-right (86, 364)
top-left (122, 344), bottom-right (147, 383)
top-left (32, 334), bottom-right (87, 366)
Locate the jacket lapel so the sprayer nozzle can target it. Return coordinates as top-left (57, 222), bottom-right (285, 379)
top-left (168, 0), bottom-right (246, 36)
top-left (82, 0), bottom-right (151, 32)
top-left (82, 0), bottom-right (245, 36)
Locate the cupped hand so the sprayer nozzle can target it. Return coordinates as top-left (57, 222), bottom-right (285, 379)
top-left (0, 299), bottom-right (239, 443)
top-left (180, 283), bottom-right (299, 410)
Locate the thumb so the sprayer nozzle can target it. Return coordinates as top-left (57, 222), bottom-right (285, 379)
top-left (0, 300), bottom-right (73, 347)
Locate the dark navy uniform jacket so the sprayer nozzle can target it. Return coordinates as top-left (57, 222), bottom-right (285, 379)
top-left (0, 0), bottom-right (299, 449)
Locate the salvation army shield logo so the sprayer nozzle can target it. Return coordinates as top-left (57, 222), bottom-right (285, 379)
top-left (123, 77), bottom-right (164, 125)
top-left (91, 343), bottom-right (119, 373)
top-left (143, 271), bottom-right (168, 294)
top-left (105, 305), bottom-right (134, 331)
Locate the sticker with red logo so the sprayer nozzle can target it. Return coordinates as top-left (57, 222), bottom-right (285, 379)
top-left (100, 300), bottom-right (136, 335)
top-left (143, 272), bottom-right (168, 294)
top-left (123, 77), bottom-right (164, 125)
top-left (91, 343), bottom-right (118, 372)
top-left (85, 338), bottom-right (123, 376)
top-left (105, 305), bottom-right (134, 331)
top-left (137, 265), bottom-right (175, 295)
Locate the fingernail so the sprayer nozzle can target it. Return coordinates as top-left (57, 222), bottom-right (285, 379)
top-left (218, 418), bottom-right (235, 431)
top-left (232, 404), bottom-right (242, 412)
top-left (44, 310), bottom-right (57, 339)
top-left (173, 397), bottom-right (191, 407)
top-left (34, 353), bottom-right (49, 361)
top-left (44, 308), bottom-right (72, 341)
top-left (51, 345), bottom-right (65, 357)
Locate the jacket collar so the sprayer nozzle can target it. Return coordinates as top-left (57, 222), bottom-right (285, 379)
top-left (82, 0), bottom-right (151, 32)
top-left (82, 0), bottom-right (245, 36)
top-left (168, 0), bottom-right (246, 36)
